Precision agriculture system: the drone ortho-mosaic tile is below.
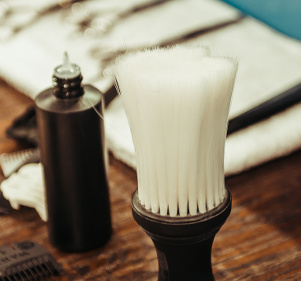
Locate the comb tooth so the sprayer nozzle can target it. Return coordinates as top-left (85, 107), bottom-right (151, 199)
top-left (27, 261), bottom-right (39, 281)
top-left (15, 268), bottom-right (25, 281)
top-left (11, 272), bottom-right (19, 281)
top-left (23, 262), bottom-right (35, 281)
top-left (17, 265), bottom-right (28, 281)
top-left (43, 260), bottom-right (55, 275)
top-left (31, 260), bottom-right (41, 279)
top-left (9, 269), bottom-right (17, 281)
top-left (50, 260), bottom-right (59, 274)
top-left (33, 258), bottom-right (45, 278)
top-left (7, 274), bottom-right (14, 281)
top-left (21, 264), bottom-right (31, 281)
top-left (32, 260), bottom-right (43, 280)
top-left (35, 258), bottom-right (48, 277)
top-left (42, 256), bottom-right (52, 272)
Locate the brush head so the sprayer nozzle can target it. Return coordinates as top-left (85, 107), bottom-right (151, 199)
top-left (115, 45), bottom-right (238, 217)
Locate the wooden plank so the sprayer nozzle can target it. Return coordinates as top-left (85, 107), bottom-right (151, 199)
top-left (0, 80), bottom-right (300, 280)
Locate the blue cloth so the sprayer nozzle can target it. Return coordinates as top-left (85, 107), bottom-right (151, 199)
top-left (220, 0), bottom-right (301, 40)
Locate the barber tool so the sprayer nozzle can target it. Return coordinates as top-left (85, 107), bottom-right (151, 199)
top-left (0, 0), bottom-right (79, 40)
top-left (115, 45), bottom-right (237, 280)
top-left (0, 241), bottom-right (62, 280)
top-left (35, 52), bottom-right (112, 252)
top-left (0, 163), bottom-right (47, 221)
top-left (0, 148), bottom-right (40, 178)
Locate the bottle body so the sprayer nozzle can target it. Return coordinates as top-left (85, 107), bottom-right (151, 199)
top-left (35, 85), bottom-right (112, 252)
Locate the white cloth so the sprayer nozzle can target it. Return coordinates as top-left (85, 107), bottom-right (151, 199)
top-left (1, 163), bottom-right (47, 221)
top-left (0, 0), bottom-right (301, 177)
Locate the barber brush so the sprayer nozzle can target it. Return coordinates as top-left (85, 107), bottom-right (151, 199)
top-left (115, 45), bottom-right (237, 280)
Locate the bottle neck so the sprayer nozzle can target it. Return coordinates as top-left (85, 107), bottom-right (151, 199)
top-left (52, 74), bottom-right (84, 99)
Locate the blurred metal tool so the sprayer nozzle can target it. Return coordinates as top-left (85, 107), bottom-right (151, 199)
top-left (89, 16), bottom-right (244, 78)
top-left (0, 0), bottom-right (80, 40)
top-left (65, 0), bottom-right (171, 38)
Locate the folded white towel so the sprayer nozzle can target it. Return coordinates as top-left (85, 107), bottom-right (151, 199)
top-left (0, 0), bottom-right (300, 177)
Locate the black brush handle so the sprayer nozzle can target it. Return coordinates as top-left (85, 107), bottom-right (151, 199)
top-left (151, 234), bottom-right (215, 281)
top-left (132, 188), bottom-right (232, 281)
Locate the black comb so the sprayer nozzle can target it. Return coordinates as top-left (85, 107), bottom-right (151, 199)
top-left (0, 241), bottom-right (62, 281)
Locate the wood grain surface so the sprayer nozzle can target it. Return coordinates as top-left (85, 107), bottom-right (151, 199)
top-left (0, 80), bottom-right (300, 280)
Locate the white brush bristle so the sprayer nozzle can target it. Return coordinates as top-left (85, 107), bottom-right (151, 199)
top-left (115, 45), bottom-right (238, 217)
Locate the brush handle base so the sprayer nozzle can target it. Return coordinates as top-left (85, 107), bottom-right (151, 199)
top-left (151, 233), bottom-right (215, 281)
top-left (132, 188), bottom-right (232, 281)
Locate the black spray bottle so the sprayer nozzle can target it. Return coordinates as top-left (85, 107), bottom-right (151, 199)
top-left (35, 53), bottom-right (112, 252)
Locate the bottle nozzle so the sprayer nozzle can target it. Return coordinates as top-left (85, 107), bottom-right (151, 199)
top-left (52, 52), bottom-right (83, 98)
top-left (53, 52), bottom-right (81, 79)
top-left (62, 51), bottom-right (71, 70)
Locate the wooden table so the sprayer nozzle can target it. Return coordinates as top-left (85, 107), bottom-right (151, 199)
top-left (1, 79), bottom-right (301, 280)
